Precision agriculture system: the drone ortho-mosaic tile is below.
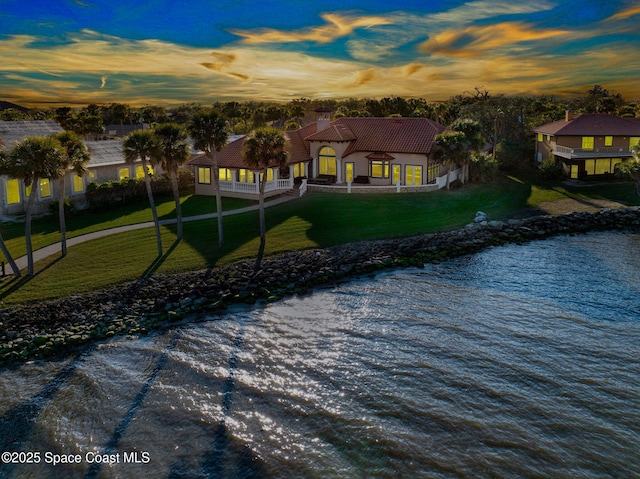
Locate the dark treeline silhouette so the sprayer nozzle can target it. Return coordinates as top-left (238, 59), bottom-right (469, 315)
top-left (3, 85), bottom-right (638, 170)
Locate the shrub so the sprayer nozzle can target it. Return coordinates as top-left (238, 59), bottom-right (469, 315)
top-left (538, 157), bottom-right (563, 179)
top-left (49, 198), bottom-right (77, 218)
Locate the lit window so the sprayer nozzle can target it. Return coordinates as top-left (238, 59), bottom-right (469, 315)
top-left (427, 164), bottom-right (439, 184)
top-left (585, 159), bottom-right (595, 175)
top-left (238, 169), bottom-right (255, 183)
top-left (5, 179), bottom-right (20, 205)
top-left (219, 168), bottom-right (232, 182)
top-left (198, 167), bottom-right (211, 184)
top-left (39, 178), bottom-right (51, 198)
top-left (135, 164), bottom-right (154, 178)
top-left (595, 159), bottom-right (612, 175)
top-left (581, 137), bottom-right (594, 150)
top-left (392, 165), bottom-right (400, 184)
top-left (294, 163), bottom-right (304, 178)
top-left (318, 147), bottom-right (336, 175)
top-left (119, 167), bottom-right (130, 180)
top-left (630, 137), bottom-right (640, 150)
top-left (537, 133), bottom-right (543, 142)
top-left (259, 168), bottom-right (275, 182)
top-left (73, 175), bottom-right (84, 193)
top-left (406, 165), bottom-right (422, 185)
top-left (570, 164), bottom-right (579, 179)
top-left (612, 158), bottom-right (623, 171)
top-left (605, 136), bottom-right (613, 147)
top-left (345, 163), bottom-right (354, 182)
top-left (369, 160), bottom-right (390, 178)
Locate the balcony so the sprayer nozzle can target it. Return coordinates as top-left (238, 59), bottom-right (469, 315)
top-left (552, 145), bottom-right (633, 159)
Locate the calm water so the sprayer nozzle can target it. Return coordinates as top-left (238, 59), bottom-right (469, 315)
top-left (1, 232), bottom-right (640, 479)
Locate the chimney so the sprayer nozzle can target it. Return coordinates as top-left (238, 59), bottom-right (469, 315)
top-left (565, 110), bottom-right (574, 122)
top-left (315, 107), bottom-right (332, 131)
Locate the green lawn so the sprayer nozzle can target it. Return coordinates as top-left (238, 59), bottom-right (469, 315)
top-left (1, 172), bottom-right (638, 304)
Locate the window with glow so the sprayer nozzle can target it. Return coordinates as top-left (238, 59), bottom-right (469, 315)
top-left (392, 165), bottom-right (400, 184)
top-left (39, 178), bottom-right (51, 198)
top-left (612, 158), bottom-right (623, 172)
top-left (537, 133), bottom-right (543, 142)
top-left (318, 147), bottom-right (336, 175)
top-left (135, 164), bottom-right (154, 179)
top-left (605, 136), bottom-right (613, 147)
top-left (585, 159), bottom-right (595, 175)
top-left (570, 164), bottom-right (579, 179)
top-left (406, 166), bottom-right (422, 185)
top-left (294, 163), bottom-right (304, 178)
top-left (238, 169), bottom-right (255, 183)
top-left (259, 168), bottom-right (274, 182)
top-left (119, 167), bottom-right (130, 180)
top-left (89, 170), bottom-right (96, 180)
top-left (595, 159), bottom-right (612, 175)
top-left (219, 168), bottom-right (232, 182)
top-left (630, 137), bottom-right (640, 150)
top-left (581, 137), bottom-right (594, 150)
top-left (369, 160), bottom-right (390, 178)
top-left (73, 175), bottom-right (84, 193)
top-left (427, 164), bottom-right (439, 184)
top-left (5, 179), bottom-right (20, 205)
top-left (198, 167), bottom-right (211, 184)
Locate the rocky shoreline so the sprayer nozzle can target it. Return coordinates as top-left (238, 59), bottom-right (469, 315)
top-left (2, 206), bottom-right (640, 365)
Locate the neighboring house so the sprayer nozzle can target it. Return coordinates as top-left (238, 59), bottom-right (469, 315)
top-left (533, 111), bottom-right (640, 179)
top-left (189, 109), bottom-right (448, 198)
top-left (0, 120), bottom-right (65, 215)
top-left (84, 140), bottom-right (162, 185)
top-left (0, 120), bottom-right (161, 215)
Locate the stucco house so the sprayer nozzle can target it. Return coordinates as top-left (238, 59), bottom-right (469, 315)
top-left (189, 109), bottom-right (449, 198)
top-left (0, 121), bottom-right (162, 215)
top-left (533, 112), bottom-right (640, 179)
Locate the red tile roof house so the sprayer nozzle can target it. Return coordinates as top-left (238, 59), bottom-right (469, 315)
top-left (533, 111), bottom-right (640, 180)
top-left (188, 109), bottom-right (456, 199)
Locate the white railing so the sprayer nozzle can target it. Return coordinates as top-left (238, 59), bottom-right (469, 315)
top-left (218, 178), bottom-right (294, 195)
top-left (299, 179), bottom-right (308, 197)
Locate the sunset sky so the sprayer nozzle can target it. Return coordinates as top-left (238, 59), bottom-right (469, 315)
top-left (1, 0), bottom-right (639, 107)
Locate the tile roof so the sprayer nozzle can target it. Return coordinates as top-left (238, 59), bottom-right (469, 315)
top-left (307, 118), bottom-right (446, 157)
top-left (188, 117), bottom-right (446, 170)
top-left (534, 114), bottom-right (640, 136)
top-left (0, 120), bottom-right (64, 150)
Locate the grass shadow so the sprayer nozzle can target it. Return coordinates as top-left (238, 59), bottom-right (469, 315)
top-left (0, 256), bottom-right (63, 301)
top-left (141, 238), bottom-right (182, 279)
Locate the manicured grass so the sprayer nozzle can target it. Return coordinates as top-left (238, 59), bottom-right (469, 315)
top-left (1, 173), bottom-right (638, 304)
top-left (0, 195), bottom-right (254, 258)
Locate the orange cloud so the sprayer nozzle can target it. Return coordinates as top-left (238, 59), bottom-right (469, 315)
top-left (230, 12), bottom-right (393, 44)
top-left (420, 21), bottom-right (570, 57)
top-left (403, 63), bottom-right (424, 77)
top-left (606, 5), bottom-right (640, 21)
top-left (349, 68), bottom-right (377, 88)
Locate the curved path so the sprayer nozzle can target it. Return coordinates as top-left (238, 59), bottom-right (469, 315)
top-left (13, 195), bottom-right (298, 272)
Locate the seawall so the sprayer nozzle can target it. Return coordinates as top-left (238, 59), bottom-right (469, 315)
top-left (1, 206), bottom-right (640, 365)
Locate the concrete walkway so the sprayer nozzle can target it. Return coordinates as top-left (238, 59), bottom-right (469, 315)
top-left (12, 194), bottom-right (299, 272)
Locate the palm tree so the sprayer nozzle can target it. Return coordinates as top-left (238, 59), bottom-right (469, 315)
top-left (52, 131), bottom-right (90, 257)
top-left (122, 130), bottom-right (163, 256)
top-left (152, 123), bottom-right (191, 240)
top-left (188, 111), bottom-right (228, 248)
top-left (0, 144), bottom-right (20, 277)
top-left (5, 136), bottom-right (63, 275)
top-left (242, 127), bottom-right (288, 271)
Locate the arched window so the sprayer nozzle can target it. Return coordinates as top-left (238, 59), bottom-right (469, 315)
top-left (318, 146), bottom-right (337, 176)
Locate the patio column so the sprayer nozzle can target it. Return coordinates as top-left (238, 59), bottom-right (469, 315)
top-left (336, 157), bottom-right (342, 183)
